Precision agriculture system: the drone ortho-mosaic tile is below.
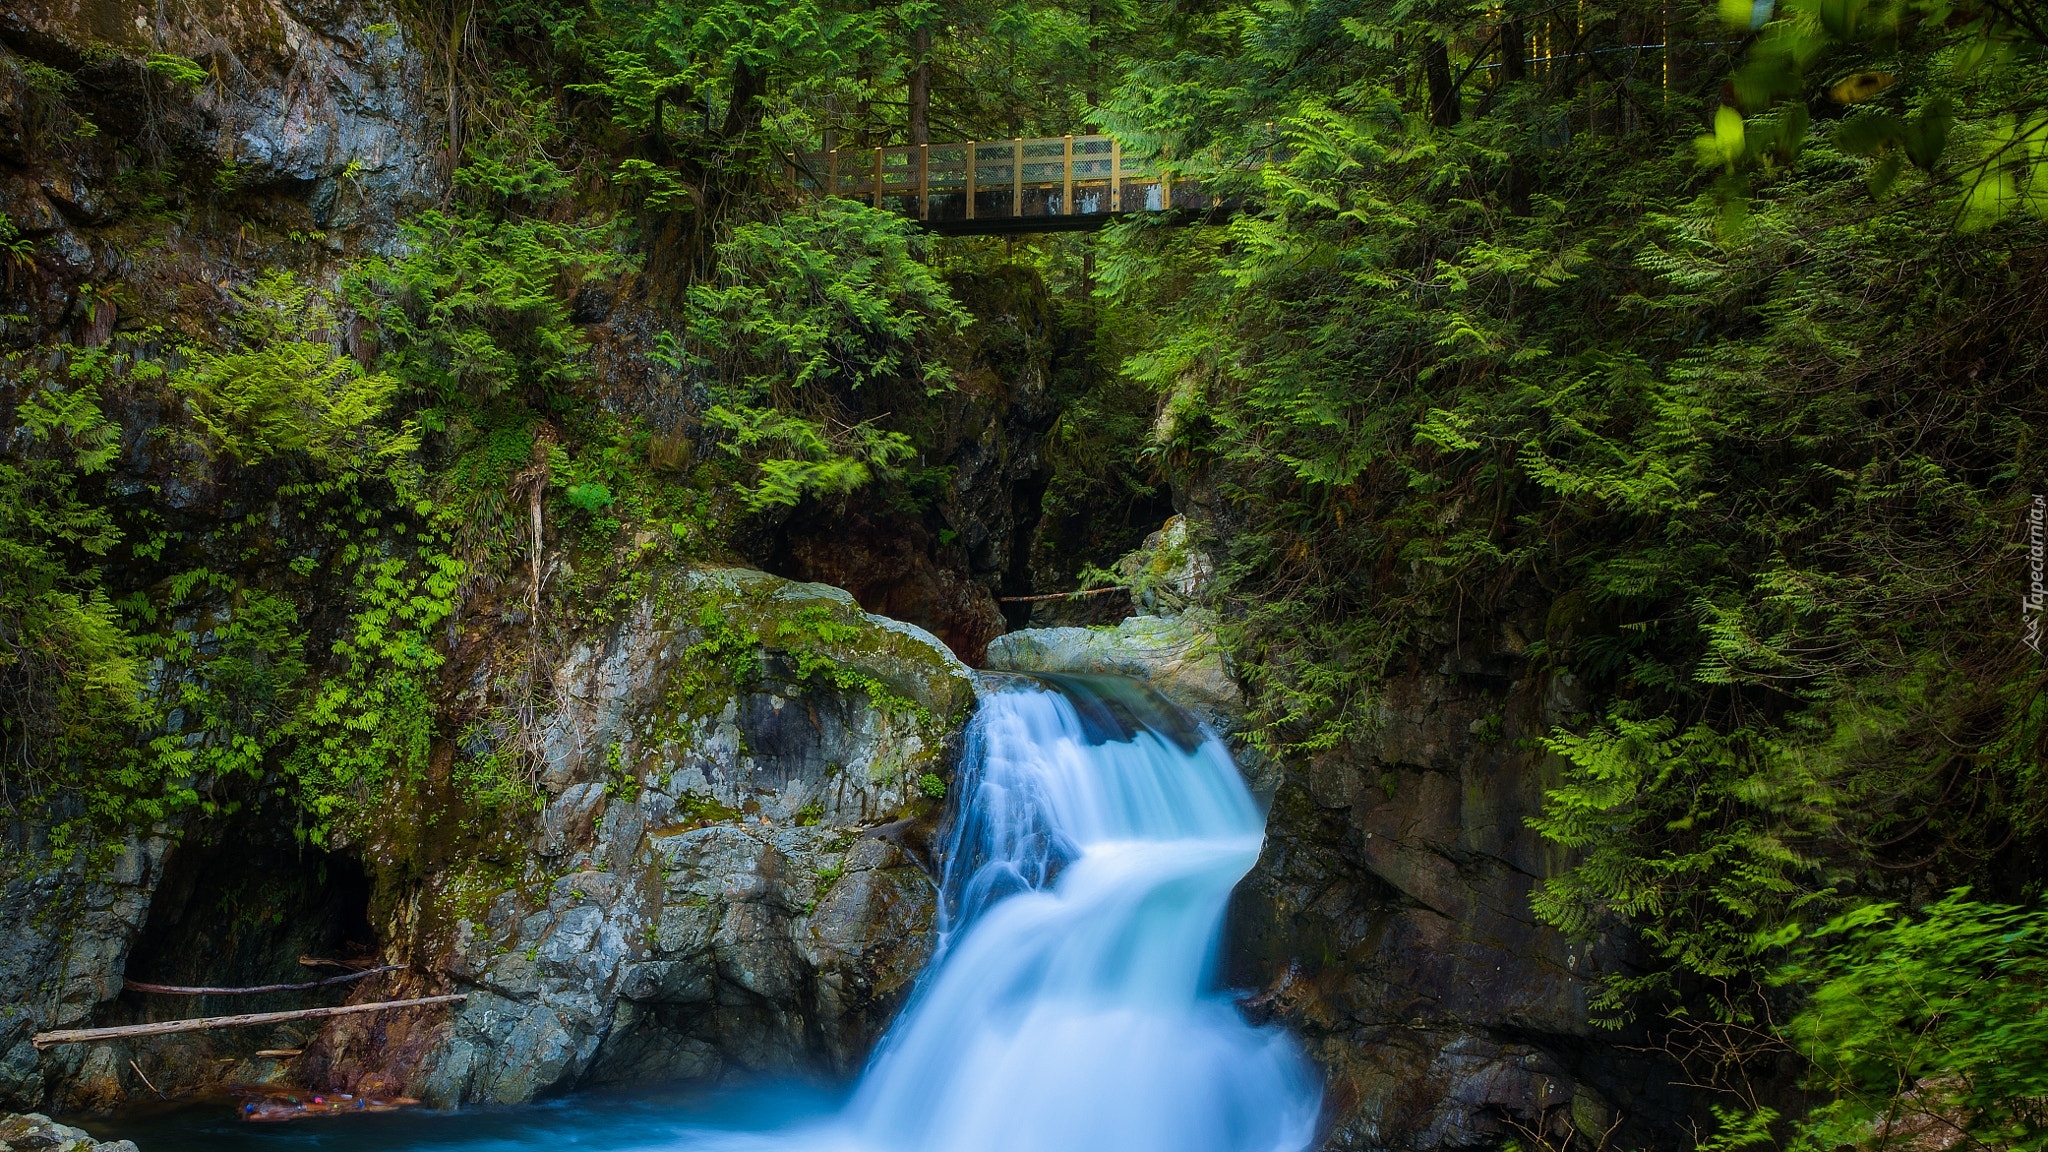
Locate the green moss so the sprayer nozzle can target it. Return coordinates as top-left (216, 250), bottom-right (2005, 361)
top-left (679, 793), bottom-right (744, 826)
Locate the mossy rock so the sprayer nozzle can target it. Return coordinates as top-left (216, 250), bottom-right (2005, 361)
top-left (678, 567), bottom-right (976, 725)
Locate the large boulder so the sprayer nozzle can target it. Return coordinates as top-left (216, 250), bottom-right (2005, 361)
top-left (984, 516), bottom-right (1250, 752)
top-left (983, 613), bottom-right (1242, 735)
top-left (1226, 638), bottom-right (1692, 1149)
top-left (342, 568), bottom-right (975, 1107)
top-left (0, 568), bottom-right (975, 1114)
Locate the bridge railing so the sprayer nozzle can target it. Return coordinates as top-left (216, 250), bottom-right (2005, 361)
top-left (788, 135), bottom-right (1189, 226)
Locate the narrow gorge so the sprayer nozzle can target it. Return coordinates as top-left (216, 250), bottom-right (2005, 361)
top-left (2, 0), bottom-right (2042, 1149)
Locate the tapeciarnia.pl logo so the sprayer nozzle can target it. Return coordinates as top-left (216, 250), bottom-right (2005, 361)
top-left (2028, 494), bottom-right (2045, 654)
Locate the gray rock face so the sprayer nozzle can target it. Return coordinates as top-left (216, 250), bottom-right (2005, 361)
top-left (1, 0), bottom-right (441, 219)
top-left (1116, 515), bottom-right (1215, 617)
top-left (986, 515), bottom-right (1241, 736)
top-left (0, 830), bottom-right (172, 1112)
top-left (1228, 653), bottom-right (1687, 1150)
top-left (984, 613), bottom-right (1242, 731)
top-left (992, 514), bottom-right (1682, 1148)
top-left (0, 1111), bottom-right (138, 1152)
top-left (323, 568), bottom-right (974, 1108)
top-left (0, 569), bottom-right (971, 1114)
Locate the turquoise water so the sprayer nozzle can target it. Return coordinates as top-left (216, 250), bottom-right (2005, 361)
top-left (74, 673), bottom-right (1317, 1152)
top-left (77, 1082), bottom-right (843, 1152)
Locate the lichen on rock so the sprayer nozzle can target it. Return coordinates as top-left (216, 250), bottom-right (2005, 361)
top-left (366, 565), bottom-right (975, 1107)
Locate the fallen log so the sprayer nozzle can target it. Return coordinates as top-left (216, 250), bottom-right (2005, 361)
top-left (31, 994), bottom-right (466, 1049)
top-left (125, 964), bottom-right (406, 996)
top-left (996, 586), bottom-right (1128, 603)
top-left (298, 956), bottom-right (379, 971)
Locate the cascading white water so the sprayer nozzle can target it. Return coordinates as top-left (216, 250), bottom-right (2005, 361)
top-left (816, 671), bottom-right (1322, 1152)
top-left (84, 673), bottom-right (1318, 1152)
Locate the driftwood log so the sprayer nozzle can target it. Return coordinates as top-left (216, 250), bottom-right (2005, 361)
top-left (31, 994), bottom-right (466, 1049)
top-left (124, 964), bottom-right (406, 995)
top-left (996, 586), bottom-right (1128, 603)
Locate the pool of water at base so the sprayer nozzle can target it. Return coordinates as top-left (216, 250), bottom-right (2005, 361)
top-left (66, 1080), bottom-right (847, 1152)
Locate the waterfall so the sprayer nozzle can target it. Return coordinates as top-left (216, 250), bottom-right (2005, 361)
top-left (825, 671), bottom-right (1321, 1152)
top-left (79, 673), bottom-right (1319, 1152)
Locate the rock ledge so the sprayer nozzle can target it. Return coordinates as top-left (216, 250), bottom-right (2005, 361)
top-left (0, 1113), bottom-right (135, 1152)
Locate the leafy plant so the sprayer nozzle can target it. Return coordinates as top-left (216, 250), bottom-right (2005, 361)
top-left (171, 271), bottom-right (419, 474)
top-left (684, 199), bottom-right (965, 510)
top-left (0, 359), bottom-right (152, 829)
top-left (1785, 894), bottom-right (2048, 1150)
top-left (348, 210), bottom-right (618, 407)
top-left (144, 53), bottom-right (208, 88)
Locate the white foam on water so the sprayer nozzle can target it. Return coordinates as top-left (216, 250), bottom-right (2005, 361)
top-left (720, 672), bottom-right (1321, 1152)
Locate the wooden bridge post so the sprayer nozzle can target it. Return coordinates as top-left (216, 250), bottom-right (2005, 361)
top-left (1110, 139), bottom-right (1121, 212)
top-left (1161, 144), bottom-right (1172, 210)
top-left (872, 147), bottom-right (884, 210)
top-left (918, 143), bottom-right (930, 220)
top-left (1062, 135), bottom-right (1074, 216)
top-left (966, 142), bottom-right (978, 220)
top-left (1012, 138), bottom-right (1022, 217)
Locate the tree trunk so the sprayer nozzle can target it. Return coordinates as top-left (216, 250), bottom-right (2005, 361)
top-left (1426, 40), bottom-right (1461, 127)
top-left (719, 60), bottom-right (764, 142)
top-left (1504, 18), bottom-right (1531, 215)
top-left (34, 996), bottom-right (467, 1049)
top-left (1085, 0), bottom-right (1102, 117)
top-left (909, 25), bottom-right (932, 145)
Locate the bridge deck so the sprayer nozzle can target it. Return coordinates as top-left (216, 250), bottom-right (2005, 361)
top-left (789, 135), bottom-right (1185, 234)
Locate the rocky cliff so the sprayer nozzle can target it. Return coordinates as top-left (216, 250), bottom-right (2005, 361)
top-left (1226, 657), bottom-right (1689, 1151)
top-left (391, 568), bottom-right (971, 1106)
top-left (0, 0), bottom-right (1047, 1114)
top-left (1, 567), bottom-right (972, 1112)
top-left (0, 0), bottom-right (1690, 1141)
top-left (989, 521), bottom-right (1690, 1150)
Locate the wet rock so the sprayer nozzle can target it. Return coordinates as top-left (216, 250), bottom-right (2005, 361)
top-left (1228, 649), bottom-right (1690, 1150)
top-left (984, 612), bottom-right (1243, 734)
top-left (0, 828), bottom-right (172, 1112)
top-left (36, 166), bottom-right (107, 226)
top-left (0, 0), bottom-right (440, 221)
top-left (0, 1112), bottom-right (136, 1152)
top-left (0, 175), bottom-right (62, 234)
top-left (985, 516), bottom-right (1241, 736)
top-left (1116, 515), bottom-right (1214, 616)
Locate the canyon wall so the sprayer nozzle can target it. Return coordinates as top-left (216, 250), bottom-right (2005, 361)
top-left (0, 0), bottom-right (1691, 1143)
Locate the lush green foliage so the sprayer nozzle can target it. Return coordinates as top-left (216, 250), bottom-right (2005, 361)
top-left (1080, 0), bottom-right (2048, 1140)
top-left (1786, 893), bottom-right (2048, 1150)
top-left (172, 272), bottom-right (419, 471)
top-left (0, 360), bottom-right (147, 828)
top-left (4, 0), bottom-right (2044, 1138)
top-left (349, 210), bottom-right (618, 409)
top-left (684, 199), bottom-right (965, 509)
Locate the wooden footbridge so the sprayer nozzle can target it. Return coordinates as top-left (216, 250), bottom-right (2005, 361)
top-left (788, 135), bottom-right (1203, 235)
